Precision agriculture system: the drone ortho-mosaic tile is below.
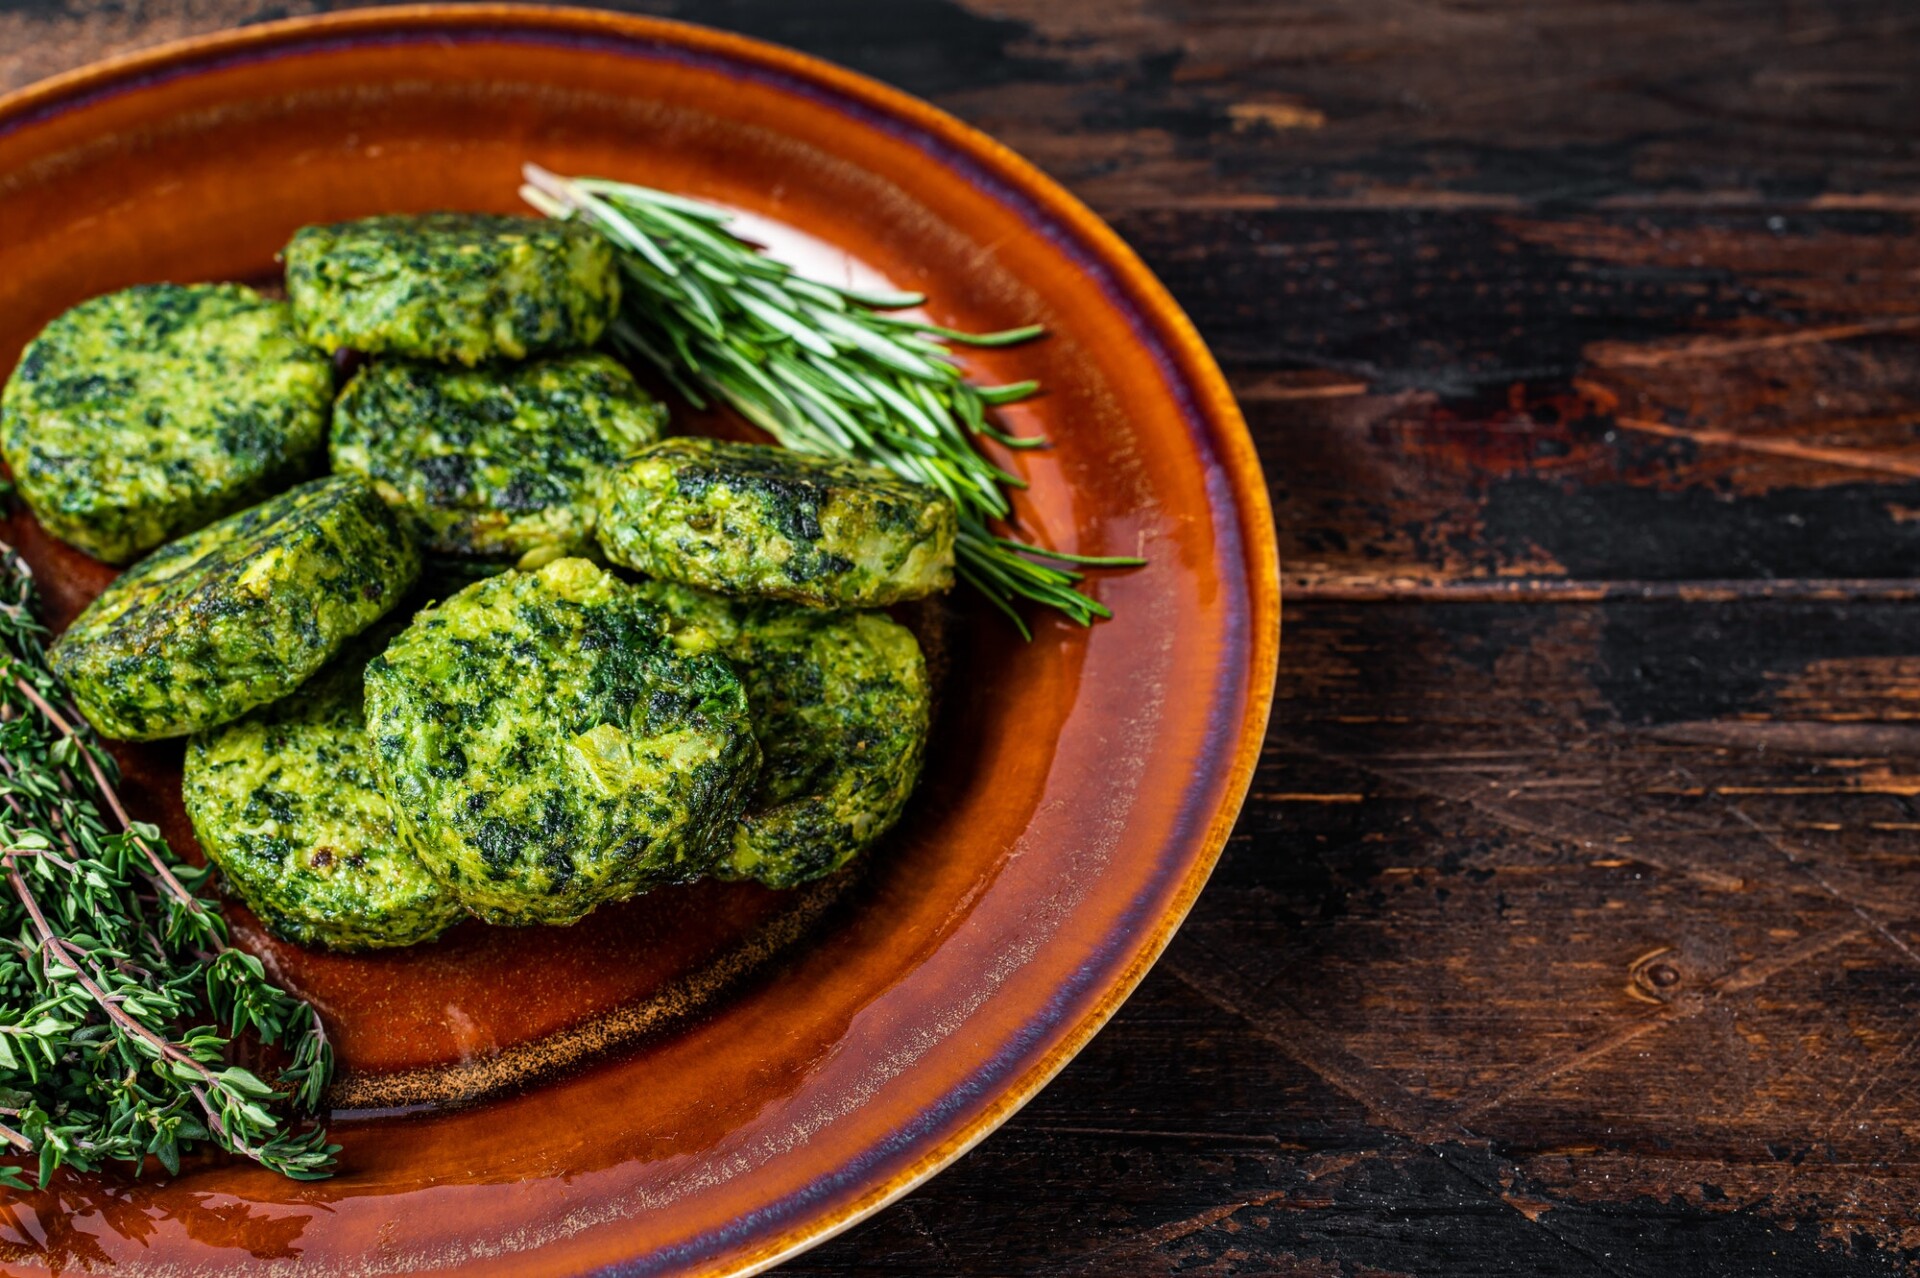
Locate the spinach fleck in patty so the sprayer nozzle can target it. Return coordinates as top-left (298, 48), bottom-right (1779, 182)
top-left (184, 646), bottom-right (463, 951)
top-left (363, 558), bottom-right (760, 926)
top-left (596, 438), bottom-right (957, 607)
top-left (331, 353), bottom-right (666, 563)
top-left (634, 580), bottom-right (930, 888)
top-left (50, 476), bottom-right (420, 740)
top-left (0, 283), bottom-right (331, 565)
top-left (284, 213), bottom-right (619, 365)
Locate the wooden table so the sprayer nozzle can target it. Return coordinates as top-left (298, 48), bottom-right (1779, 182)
top-left (13, 2), bottom-right (1920, 1273)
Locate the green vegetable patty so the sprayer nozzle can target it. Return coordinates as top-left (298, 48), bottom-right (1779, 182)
top-left (635, 581), bottom-right (930, 888)
top-left (364, 558), bottom-right (761, 926)
top-left (51, 476), bottom-right (420, 740)
top-left (284, 213), bottom-right (620, 365)
top-left (184, 648), bottom-right (463, 951)
top-left (596, 438), bottom-right (957, 607)
top-left (331, 353), bottom-right (666, 563)
top-left (0, 283), bottom-right (332, 565)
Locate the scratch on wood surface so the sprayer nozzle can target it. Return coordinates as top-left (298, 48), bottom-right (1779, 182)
top-left (1453, 922), bottom-right (1869, 1125)
top-left (1292, 733), bottom-right (1754, 894)
top-left (1502, 1193), bottom-right (1558, 1223)
top-left (1164, 949), bottom-right (1443, 1141)
top-left (1698, 782), bottom-right (1920, 797)
top-left (1416, 1150), bottom-right (1648, 1278)
top-left (1050, 1187), bottom-right (1316, 1277)
top-left (1175, 891), bottom-right (1869, 1160)
top-left (1810, 193), bottom-right (1920, 210)
top-left (1613, 416), bottom-right (1920, 482)
top-left (1761, 1009), bottom-right (1920, 1207)
top-left (1593, 315), bottom-right (1920, 367)
top-left (887, 1198), bottom-right (964, 1270)
top-left (1722, 802), bottom-right (1920, 969)
top-left (1449, 1014), bottom-right (1672, 1130)
top-left (1233, 378), bottom-right (1372, 402)
top-left (1649, 721), bottom-right (1920, 756)
top-left (1149, 190), bottom-right (1534, 211)
top-left (1025, 1124), bottom-right (1301, 1146)
top-left (1227, 100), bottom-right (1329, 131)
top-left (1285, 576), bottom-right (1920, 605)
top-left (1257, 792), bottom-right (1368, 803)
top-left (1322, 724), bottom-right (1920, 930)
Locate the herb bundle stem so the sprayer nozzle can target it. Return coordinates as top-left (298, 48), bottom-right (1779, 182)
top-left (8, 674), bottom-right (207, 919)
top-left (10, 866), bottom-right (179, 1065)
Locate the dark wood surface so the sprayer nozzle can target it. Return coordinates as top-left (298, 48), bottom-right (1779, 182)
top-left (13, 1), bottom-right (1920, 1273)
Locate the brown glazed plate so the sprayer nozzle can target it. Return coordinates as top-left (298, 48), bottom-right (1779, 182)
top-left (0, 6), bottom-right (1278, 1274)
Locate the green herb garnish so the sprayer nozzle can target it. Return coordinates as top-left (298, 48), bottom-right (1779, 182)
top-left (520, 165), bottom-right (1143, 638)
top-left (0, 534), bottom-right (334, 1187)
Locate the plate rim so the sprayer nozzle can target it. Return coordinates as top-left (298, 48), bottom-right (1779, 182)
top-left (0, 6), bottom-right (1282, 1274)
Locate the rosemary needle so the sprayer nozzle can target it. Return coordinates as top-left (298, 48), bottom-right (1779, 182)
top-left (521, 164), bottom-right (1144, 639)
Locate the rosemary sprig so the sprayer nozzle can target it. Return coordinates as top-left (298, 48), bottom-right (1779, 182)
top-left (0, 531), bottom-right (334, 1187)
top-left (520, 164), bottom-right (1144, 638)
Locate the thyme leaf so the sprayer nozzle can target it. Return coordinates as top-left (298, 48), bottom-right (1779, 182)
top-left (0, 526), bottom-right (334, 1186)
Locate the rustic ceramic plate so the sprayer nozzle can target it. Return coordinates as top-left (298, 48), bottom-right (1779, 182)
top-left (0, 6), bottom-right (1277, 1274)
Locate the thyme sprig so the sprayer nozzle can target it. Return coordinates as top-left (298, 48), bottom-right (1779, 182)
top-left (0, 534), bottom-right (334, 1187)
top-left (520, 165), bottom-right (1143, 638)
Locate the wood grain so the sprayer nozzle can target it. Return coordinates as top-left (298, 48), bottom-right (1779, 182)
top-left (10, 0), bottom-right (1920, 1273)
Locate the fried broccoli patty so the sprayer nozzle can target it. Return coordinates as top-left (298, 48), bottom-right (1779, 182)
top-left (283, 213), bottom-right (619, 365)
top-left (596, 438), bottom-right (957, 607)
top-left (331, 353), bottom-right (666, 562)
top-left (634, 580), bottom-right (930, 887)
top-left (0, 283), bottom-right (331, 565)
top-left (183, 648), bottom-right (463, 951)
top-left (50, 476), bottom-right (420, 740)
top-left (363, 558), bottom-right (760, 926)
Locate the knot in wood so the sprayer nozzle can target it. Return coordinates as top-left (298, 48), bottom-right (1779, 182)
top-left (1627, 946), bottom-right (1684, 1003)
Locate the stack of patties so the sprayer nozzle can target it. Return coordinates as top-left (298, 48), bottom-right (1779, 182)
top-left (9, 212), bottom-right (950, 951)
